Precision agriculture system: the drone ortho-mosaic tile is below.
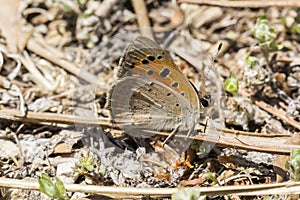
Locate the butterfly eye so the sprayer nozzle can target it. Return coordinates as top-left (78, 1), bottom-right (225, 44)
top-left (200, 98), bottom-right (209, 107)
top-left (200, 95), bottom-right (211, 107)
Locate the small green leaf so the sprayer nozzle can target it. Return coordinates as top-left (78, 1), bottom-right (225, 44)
top-left (253, 16), bottom-right (275, 43)
top-left (38, 173), bottom-right (69, 200)
top-left (290, 149), bottom-right (300, 159)
top-left (59, 1), bottom-right (76, 16)
top-left (206, 172), bottom-right (219, 184)
top-left (276, 44), bottom-right (284, 50)
top-left (76, 154), bottom-right (96, 174)
top-left (55, 177), bottom-right (68, 199)
top-left (292, 23), bottom-right (300, 34)
top-left (286, 149), bottom-right (300, 181)
top-left (252, 15), bottom-right (284, 64)
top-left (285, 158), bottom-right (290, 171)
top-left (224, 73), bottom-right (239, 95)
top-left (245, 55), bottom-right (259, 68)
top-left (263, 195), bottom-right (278, 200)
top-left (38, 173), bottom-right (57, 198)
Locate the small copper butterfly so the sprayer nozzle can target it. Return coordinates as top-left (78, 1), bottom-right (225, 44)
top-left (108, 36), bottom-right (211, 145)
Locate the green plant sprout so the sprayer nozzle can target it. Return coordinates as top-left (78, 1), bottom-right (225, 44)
top-left (245, 55), bottom-right (259, 69)
top-left (262, 195), bottom-right (279, 200)
top-left (75, 153), bottom-right (96, 174)
top-left (171, 187), bottom-right (203, 200)
top-left (252, 15), bottom-right (283, 64)
top-left (205, 172), bottom-right (220, 185)
top-left (58, 0), bottom-right (76, 17)
top-left (289, 22), bottom-right (300, 34)
top-left (38, 173), bottom-right (69, 200)
top-left (285, 149), bottom-right (300, 181)
top-left (224, 73), bottom-right (239, 95)
top-left (191, 141), bottom-right (214, 156)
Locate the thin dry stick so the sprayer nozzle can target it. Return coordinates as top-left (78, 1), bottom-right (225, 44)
top-left (178, 0), bottom-right (300, 8)
top-left (20, 51), bottom-right (53, 91)
top-left (131, 0), bottom-right (155, 40)
top-left (0, 108), bottom-right (296, 154)
top-left (0, 108), bottom-right (289, 137)
top-left (255, 100), bottom-right (300, 130)
top-left (1, 177), bottom-right (300, 196)
top-left (26, 37), bottom-right (98, 84)
top-left (0, 108), bottom-right (111, 127)
top-left (143, 129), bottom-right (295, 154)
top-left (0, 75), bottom-right (31, 88)
top-left (220, 127), bottom-right (291, 137)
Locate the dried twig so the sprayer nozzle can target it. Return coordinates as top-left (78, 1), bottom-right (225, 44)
top-left (0, 75), bottom-right (31, 88)
top-left (1, 177), bottom-right (300, 197)
top-left (20, 51), bottom-right (53, 91)
top-left (131, 0), bottom-right (155, 40)
top-left (0, 108), bottom-right (111, 127)
top-left (220, 127), bottom-right (291, 137)
top-left (178, 0), bottom-right (300, 8)
top-left (0, 109), bottom-right (296, 154)
top-left (255, 100), bottom-right (300, 131)
top-left (26, 37), bottom-right (98, 84)
top-left (155, 130), bottom-right (295, 154)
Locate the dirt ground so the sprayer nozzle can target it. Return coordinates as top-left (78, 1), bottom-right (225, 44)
top-left (0, 0), bottom-right (300, 199)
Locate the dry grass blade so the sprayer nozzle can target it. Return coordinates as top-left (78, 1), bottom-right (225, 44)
top-left (0, 108), bottom-right (296, 154)
top-left (1, 177), bottom-right (300, 197)
top-left (26, 38), bottom-right (98, 84)
top-left (131, 0), bottom-right (155, 40)
top-left (178, 0), bottom-right (300, 8)
top-left (151, 130), bottom-right (296, 154)
top-left (255, 100), bottom-right (300, 130)
top-left (0, 109), bottom-right (111, 127)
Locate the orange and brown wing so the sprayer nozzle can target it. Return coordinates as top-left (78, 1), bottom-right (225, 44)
top-left (117, 36), bottom-right (200, 111)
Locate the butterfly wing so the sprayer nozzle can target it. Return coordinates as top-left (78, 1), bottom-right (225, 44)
top-left (109, 75), bottom-right (198, 137)
top-left (117, 36), bottom-right (200, 111)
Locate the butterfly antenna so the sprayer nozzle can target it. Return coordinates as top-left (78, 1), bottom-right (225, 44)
top-left (199, 42), bottom-right (222, 99)
top-left (208, 42), bottom-right (222, 70)
top-left (213, 42), bottom-right (222, 63)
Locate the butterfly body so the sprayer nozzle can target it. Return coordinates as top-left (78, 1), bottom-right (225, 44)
top-left (108, 36), bottom-right (203, 137)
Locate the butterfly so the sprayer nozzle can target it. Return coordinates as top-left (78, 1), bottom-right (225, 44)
top-left (107, 36), bottom-right (210, 143)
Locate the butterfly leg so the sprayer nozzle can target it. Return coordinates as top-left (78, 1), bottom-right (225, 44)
top-left (185, 127), bottom-right (193, 139)
top-left (162, 123), bottom-right (181, 146)
top-left (203, 117), bottom-right (209, 133)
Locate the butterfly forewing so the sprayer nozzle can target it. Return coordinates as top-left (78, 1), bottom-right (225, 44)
top-left (118, 36), bottom-right (200, 111)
